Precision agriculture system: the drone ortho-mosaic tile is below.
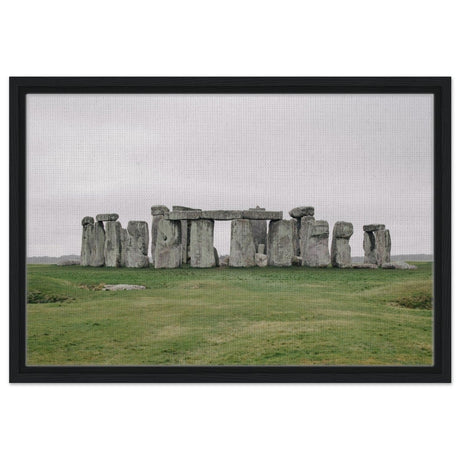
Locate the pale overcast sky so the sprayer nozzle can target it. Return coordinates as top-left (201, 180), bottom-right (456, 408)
top-left (26, 93), bottom-right (433, 257)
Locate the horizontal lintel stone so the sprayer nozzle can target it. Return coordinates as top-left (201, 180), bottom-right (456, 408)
top-left (242, 210), bottom-right (283, 220)
top-left (167, 210), bottom-right (202, 220)
top-left (96, 213), bottom-right (119, 222)
top-left (363, 224), bottom-right (385, 232)
top-left (201, 210), bottom-right (243, 220)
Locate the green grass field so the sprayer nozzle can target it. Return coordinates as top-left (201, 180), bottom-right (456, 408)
top-left (26, 263), bottom-right (433, 366)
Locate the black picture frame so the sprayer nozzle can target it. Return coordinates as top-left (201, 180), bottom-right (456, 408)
top-left (10, 77), bottom-right (451, 383)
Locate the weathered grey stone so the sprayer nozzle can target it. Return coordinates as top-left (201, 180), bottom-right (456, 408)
top-left (242, 210), bottom-right (282, 220)
top-left (292, 256), bottom-right (302, 266)
top-left (96, 213), bottom-right (119, 222)
top-left (291, 218), bottom-right (301, 256)
top-left (214, 247), bottom-right (220, 267)
top-left (257, 244), bottom-right (265, 254)
top-left (120, 228), bottom-right (128, 267)
top-left (104, 221), bottom-right (122, 267)
top-left (352, 263), bottom-right (378, 269)
top-left (333, 221), bottom-right (354, 238)
top-left (267, 220), bottom-right (294, 267)
top-left (219, 255), bottom-right (230, 267)
top-left (375, 229), bottom-right (391, 266)
top-left (151, 215), bottom-right (164, 266)
top-left (250, 219), bottom-right (267, 254)
top-left (363, 231), bottom-right (377, 265)
top-left (151, 205), bottom-right (169, 216)
top-left (300, 218), bottom-right (330, 267)
top-left (255, 253), bottom-right (268, 267)
top-left (172, 206), bottom-right (202, 211)
top-left (125, 221), bottom-right (149, 268)
top-left (90, 221), bottom-right (105, 267)
top-left (81, 221), bottom-right (95, 266)
top-left (180, 220), bottom-right (189, 264)
top-left (103, 284), bottom-right (146, 291)
top-left (363, 228), bottom-right (391, 267)
top-left (201, 210), bottom-right (243, 220)
top-left (190, 219), bottom-right (215, 268)
top-left (382, 261), bottom-right (416, 270)
top-left (57, 259), bottom-right (80, 266)
top-left (229, 219), bottom-right (256, 267)
top-left (81, 216), bottom-right (94, 226)
top-left (167, 210), bottom-right (202, 220)
top-left (363, 224), bottom-right (385, 232)
top-left (331, 221), bottom-right (354, 268)
top-left (289, 206), bottom-right (314, 218)
top-left (154, 219), bottom-right (182, 268)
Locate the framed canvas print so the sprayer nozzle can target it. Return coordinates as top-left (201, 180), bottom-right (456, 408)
top-left (10, 77), bottom-right (451, 382)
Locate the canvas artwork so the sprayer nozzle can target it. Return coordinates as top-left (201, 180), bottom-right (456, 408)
top-left (24, 91), bottom-right (435, 368)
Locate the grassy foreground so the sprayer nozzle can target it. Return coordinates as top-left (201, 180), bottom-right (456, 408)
top-left (26, 263), bottom-right (433, 366)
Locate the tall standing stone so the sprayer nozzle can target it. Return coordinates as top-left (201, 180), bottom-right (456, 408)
top-left (125, 221), bottom-right (149, 268)
top-left (229, 219), bottom-right (256, 267)
top-left (120, 227), bottom-right (128, 267)
top-left (289, 207), bottom-right (314, 256)
top-left (154, 219), bottom-right (182, 268)
top-left (90, 221), bottom-right (106, 267)
top-left (248, 206), bottom-right (267, 254)
top-left (151, 206), bottom-right (169, 266)
top-left (190, 219), bottom-right (215, 268)
top-left (331, 221), bottom-right (353, 268)
top-left (363, 225), bottom-right (391, 267)
top-left (81, 216), bottom-right (95, 266)
top-left (172, 206), bottom-right (201, 264)
top-left (104, 221), bottom-right (122, 267)
top-left (300, 218), bottom-right (330, 267)
top-left (267, 219), bottom-right (295, 267)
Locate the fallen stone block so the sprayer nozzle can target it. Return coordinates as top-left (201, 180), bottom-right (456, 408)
top-left (103, 284), bottom-right (146, 291)
top-left (352, 263), bottom-right (378, 269)
top-left (382, 261), bottom-right (417, 270)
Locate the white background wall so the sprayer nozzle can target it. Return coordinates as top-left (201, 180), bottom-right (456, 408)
top-left (0, 1), bottom-right (458, 459)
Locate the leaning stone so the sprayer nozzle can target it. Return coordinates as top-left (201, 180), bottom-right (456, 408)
top-left (190, 219), bottom-right (215, 268)
top-left (103, 284), bottom-right (146, 291)
top-left (382, 261), bottom-right (416, 270)
top-left (104, 221), bottom-right (122, 267)
top-left (96, 213), bottom-right (119, 222)
top-left (300, 218), bottom-right (330, 267)
top-left (81, 220), bottom-right (95, 266)
top-left (81, 216), bottom-right (94, 226)
top-left (167, 210), bottom-right (202, 220)
top-left (352, 263), bottom-right (378, 269)
top-left (151, 205), bottom-right (169, 216)
top-left (363, 224), bottom-right (385, 232)
top-left (242, 210), bottom-right (283, 220)
top-left (289, 206), bottom-right (314, 218)
top-left (125, 221), bottom-right (150, 268)
top-left (155, 219), bottom-right (182, 268)
top-left (257, 244), bottom-right (265, 254)
top-left (255, 253), bottom-right (268, 267)
top-left (201, 210), bottom-right (243, 220)
top-left (267, 220), bottom-right (295, 267)
top-left (229, 219), bottom-right (256, 267)
top-left (214, 247), bottom-right (220, 267)
top-left (331, 221), bottom-right (353, 268)
top-left (90, 221), bottom-right (106, 267)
